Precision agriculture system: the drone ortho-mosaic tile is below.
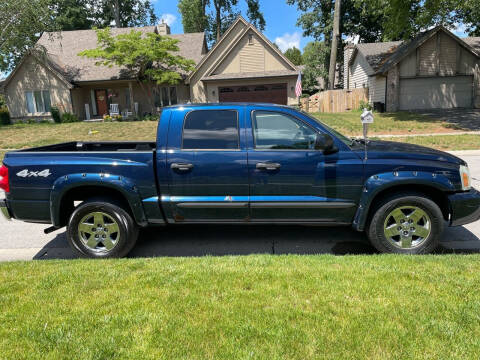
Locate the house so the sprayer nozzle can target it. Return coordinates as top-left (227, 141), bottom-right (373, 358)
top-left (344, 26), bottom-right (480, 111)
top-left (2, 16), bottom-right (300, 120)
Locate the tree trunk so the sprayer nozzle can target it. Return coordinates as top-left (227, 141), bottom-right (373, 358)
top-left (113, 0), bottom-right (121, 28)
top-left (214, 1), bottom-right (221, 42)
top-left (328, 0), bottom-right (341, 90)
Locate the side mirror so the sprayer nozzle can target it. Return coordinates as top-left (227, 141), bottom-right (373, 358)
top-left (315, 133), bottom-right (338, 155)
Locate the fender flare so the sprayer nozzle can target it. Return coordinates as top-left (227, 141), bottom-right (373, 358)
top-left (352, 171), bottom-right (455, 231)
top-left (50, 173), bottom-right (148, 227)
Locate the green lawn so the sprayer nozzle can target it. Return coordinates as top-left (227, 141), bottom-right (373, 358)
top-left (380, 134), bottom-right (480, 151)
top-left (0, 121), bottom-right (157, 150)
top-left (1, 255), bottom-right (480, 359)
top-left (312, 111), bottom-right (463, 136)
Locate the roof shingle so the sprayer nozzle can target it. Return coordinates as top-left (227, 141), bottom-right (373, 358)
top-left (37, 27), bottom-right (206, 82)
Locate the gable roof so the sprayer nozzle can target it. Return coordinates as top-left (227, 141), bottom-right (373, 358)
top-left (35, 26), bottom-right (206, 83)
top-left (186, 16), bottom-right (298, 84)
top-left (350, 26), bottom-right (480, 76)
top-left (2, 50), bottom-right (75, 90)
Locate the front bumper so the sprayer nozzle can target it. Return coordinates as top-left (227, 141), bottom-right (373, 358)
top-left (449, 189), bottom-right (480, 226)
top-left (0, 199), bottom-right (12, 221)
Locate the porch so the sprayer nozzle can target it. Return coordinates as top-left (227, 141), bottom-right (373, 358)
top-left (70, 80), bottom-right (190, 120)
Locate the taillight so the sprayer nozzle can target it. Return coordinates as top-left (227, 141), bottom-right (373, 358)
top-left (0, 165), bottom-right (9, 193)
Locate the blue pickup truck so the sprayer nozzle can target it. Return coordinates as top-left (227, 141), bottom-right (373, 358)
top-left (1, 103), bottom-right (479, 257)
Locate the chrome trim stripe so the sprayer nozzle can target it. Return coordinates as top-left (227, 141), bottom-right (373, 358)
top-left (177, 202), bottom-right (248, 209)
top-left (250, 202), bottom-right (355, 209)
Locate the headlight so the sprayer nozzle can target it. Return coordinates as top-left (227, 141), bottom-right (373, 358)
top-left (459, 165), bottom-right (471, 191)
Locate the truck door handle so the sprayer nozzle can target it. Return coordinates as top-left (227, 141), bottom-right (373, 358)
top-left (256, 162), bottom-right (281, 171)
top-left (171, 163), bottom-right (194, 171)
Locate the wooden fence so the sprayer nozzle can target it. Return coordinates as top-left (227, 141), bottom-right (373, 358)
top-left (300, 88), bottom-right (369, 113)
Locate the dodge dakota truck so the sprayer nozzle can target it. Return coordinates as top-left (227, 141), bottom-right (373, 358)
top-left (1, 103), bottom-right (479, 257)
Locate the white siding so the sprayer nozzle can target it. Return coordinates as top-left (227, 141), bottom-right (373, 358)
top-left (399, 52), bottom-right (416, 77)
top-left (349, 54), bottom-right (371, 89)
top-left (368, 75), bottom-right (386, 103)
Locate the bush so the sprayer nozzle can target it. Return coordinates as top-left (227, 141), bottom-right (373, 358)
top-left (51, 106), bottom-right (61, 123)
top-left (358, 100), bottom-right (373, 111)
top-left (142, 114), bottom-right (158, 121)
top-left (0, 106), bottom-right (11, 125)
top-left (61, 112), bottom-right (79, 123)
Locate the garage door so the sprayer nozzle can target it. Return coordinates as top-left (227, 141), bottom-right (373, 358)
top-left (219, 83), bottom-right (287, 105)
top-left (399, 76), bottom-right (473, 110)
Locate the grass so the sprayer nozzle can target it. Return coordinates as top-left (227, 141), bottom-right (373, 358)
top-left (381, 134), bottom-right (480, 151)
top-left (1, 255), bottom-right (480, 359)
top-left (312, 111), bottom-right (463, 136)
top-left (0, 121), bottom-right (157, 150)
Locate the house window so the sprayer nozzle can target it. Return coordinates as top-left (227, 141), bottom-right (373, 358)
top-left (154, 86), bottom-right (178, 107)
top-left (248, 33), bottom-right (254, 45)
top-left (25, 90), bottom-right (51, 113)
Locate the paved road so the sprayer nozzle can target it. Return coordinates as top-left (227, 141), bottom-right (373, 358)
top-left (1, 153), bottom-right (479, 261)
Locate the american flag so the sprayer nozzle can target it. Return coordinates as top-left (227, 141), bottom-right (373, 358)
top-left (295, 72), bottom-right (302, 97)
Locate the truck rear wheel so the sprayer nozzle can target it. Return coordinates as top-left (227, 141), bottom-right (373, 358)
top-left (367, 193), bottom-right (444, 254)
top-left (67, 200), bottom-right (139, 258)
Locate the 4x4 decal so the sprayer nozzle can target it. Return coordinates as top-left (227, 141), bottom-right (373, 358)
top-left (16, 169), bottom-right (52, 178)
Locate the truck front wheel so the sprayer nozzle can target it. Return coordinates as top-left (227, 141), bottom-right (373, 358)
top-left (367, 193), bottom-right (444, 254)
top-left (67, 200), bottom-right (139, 258)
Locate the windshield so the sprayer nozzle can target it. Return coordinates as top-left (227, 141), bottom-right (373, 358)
top-left (300, 110), bottom-right (353, 146)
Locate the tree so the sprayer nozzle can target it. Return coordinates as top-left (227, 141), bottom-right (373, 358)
top-left (178, 0), bottom-right (209, 33)
top-left (53, 0), bottom-right (92, 31)
top-left (78, 28), bottom-right (195, 114)
top-left (86, 0), bottom-right (157, 29)
top-left (178, 0), bottom-right (266, 46)
top-left (284, 47), bottom-right (303, 65)
top-left (302, 41), bottom-right (329, 93)
top-left (0, 0), bottom-right (59, 72)
top-left (246, 0), bottom-right (266, 31)
top-left (328, 0), bottom-right (341, 89)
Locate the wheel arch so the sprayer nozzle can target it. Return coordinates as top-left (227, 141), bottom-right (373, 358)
top-left (50, 173), bottom-right (148, 227)
top-left (353, 172), bottom-right (454, 231)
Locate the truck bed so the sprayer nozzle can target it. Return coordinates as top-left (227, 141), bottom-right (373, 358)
top-left (13, 141), bottom-right (156, 153)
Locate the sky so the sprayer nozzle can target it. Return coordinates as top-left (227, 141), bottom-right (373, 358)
top-left (152, 0), bottom-right (314, 52)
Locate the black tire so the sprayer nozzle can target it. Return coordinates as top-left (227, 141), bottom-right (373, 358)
top-left (367, 192), bottom-right (444, 254)
top-left (67, 199), bottom-right (139, 258)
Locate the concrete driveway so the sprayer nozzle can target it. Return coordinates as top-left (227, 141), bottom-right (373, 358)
top-left (1, 152), bottom-right (479, 262)
top-left (415, 109), bottom-right (480, 131)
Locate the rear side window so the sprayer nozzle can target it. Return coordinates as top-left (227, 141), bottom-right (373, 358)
top-left (182, 110), bottom-right (239, 149)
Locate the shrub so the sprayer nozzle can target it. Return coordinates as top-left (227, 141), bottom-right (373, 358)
top-left (0, 106), bottom-right (11, 125)
top-left (61, 112), bottom-right (79, 123)
top-left (358, 100), bottom-right (373, 111)
top-left (51, 106), bottom-right (61, 123)
top-left (0, 95), bottom-right (6, 107)
top-left (142, 114), bottom-right (158, 121)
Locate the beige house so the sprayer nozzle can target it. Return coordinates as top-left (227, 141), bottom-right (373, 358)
top-left (3, 16), bottom-right (300, 120)
top-left (344, 26), bottom-right (480, 111)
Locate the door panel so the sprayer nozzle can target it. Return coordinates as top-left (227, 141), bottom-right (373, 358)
top-left (399, 76), bottom-right (473, 110)
top-left (166, 108), bottom-right (249, 222)
top-left (247, 109), bottom-right (363, 223)
top-left (219, 84), bottom-right (287, 104)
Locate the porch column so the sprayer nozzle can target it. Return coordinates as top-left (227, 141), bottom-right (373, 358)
top-left (129, 81), bottom-right (135, 115)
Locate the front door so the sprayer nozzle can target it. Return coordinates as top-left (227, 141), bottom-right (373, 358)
top-left (165, 107), bottom-right (249, 222)
top-left (246, 109), bottom-right (363, 223)
top-left (95, 89), bottom-right (108, 116)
